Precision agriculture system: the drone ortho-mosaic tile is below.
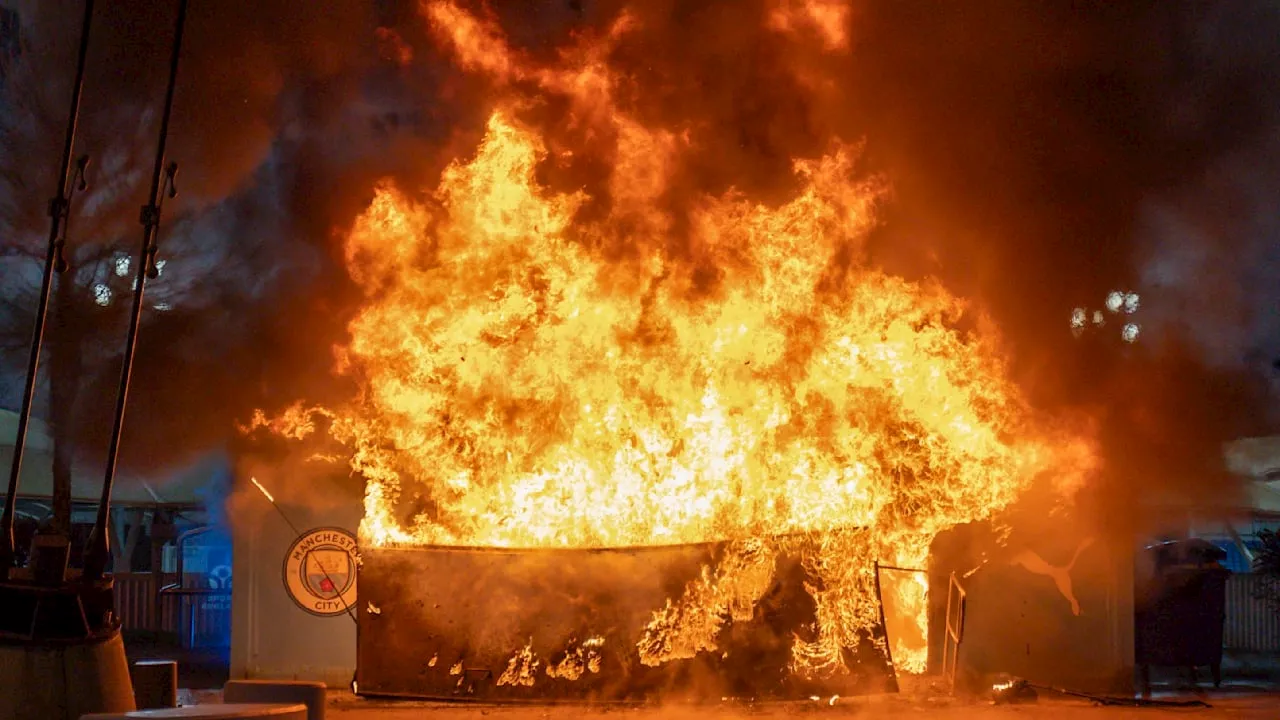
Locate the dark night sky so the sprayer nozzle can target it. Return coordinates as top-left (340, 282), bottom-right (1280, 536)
top-left (1, 0), bottom-right (1277, 504)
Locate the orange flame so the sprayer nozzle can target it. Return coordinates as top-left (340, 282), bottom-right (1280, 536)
top-left (263, 0), bottom-right (1096, 677)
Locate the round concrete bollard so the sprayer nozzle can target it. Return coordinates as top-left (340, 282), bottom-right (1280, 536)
top-left (222, 680), bottom-right (325, 720)
top-left (0, 631), bottom-right (135, 720)
top-left (80, 702), bottom-right (307, 719)
top-left (131, 660), bottom-right (178, 709)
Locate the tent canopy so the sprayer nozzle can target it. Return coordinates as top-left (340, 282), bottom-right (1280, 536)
top-left (1225, 435), bottom-right (1280, 480)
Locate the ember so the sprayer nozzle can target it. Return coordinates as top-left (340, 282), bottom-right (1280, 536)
top-left (257, 0), bottom-right (1096, 691)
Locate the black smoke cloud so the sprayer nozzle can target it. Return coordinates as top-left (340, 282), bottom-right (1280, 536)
top-left (821, 1), bottom-right (1280, 521)
top-left (6, 0), bottom-right (1278, 518)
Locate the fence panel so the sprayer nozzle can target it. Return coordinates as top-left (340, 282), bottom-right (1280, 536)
top-left (114, 572), bottom-right (169, 632)
top-left (1223, 574), bottom-right (1280, 654)
top-left (114, 571), bottom-right (229, 647)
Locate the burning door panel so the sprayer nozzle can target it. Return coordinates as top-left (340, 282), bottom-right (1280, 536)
top-left (927, 523), bottom-right (1135, 696)
top-left (356, 544), bottom-right (896, 701)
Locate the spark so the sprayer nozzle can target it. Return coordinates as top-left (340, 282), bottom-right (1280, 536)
top-left (250, 476), bottom-right (275, 504)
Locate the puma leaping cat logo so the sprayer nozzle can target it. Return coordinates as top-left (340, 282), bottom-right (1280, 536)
top-left (1009, 538), bottom-right (1095, 616)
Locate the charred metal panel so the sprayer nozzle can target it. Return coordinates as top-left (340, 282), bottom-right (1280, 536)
top-left (928, 520), bottom-right (1135, 696)
top-left (356, 543), bottom-right (895, 701)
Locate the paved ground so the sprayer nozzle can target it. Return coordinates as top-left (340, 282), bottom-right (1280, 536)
top-left (179, 688), bottom-right (1280, 719)
top-left (323, 696), bottom-right (1279, 719)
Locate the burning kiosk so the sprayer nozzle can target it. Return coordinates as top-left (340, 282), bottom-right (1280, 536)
top-left (233, 0), bottom-right (1101, 702)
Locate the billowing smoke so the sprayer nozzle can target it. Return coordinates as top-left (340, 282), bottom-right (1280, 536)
top-left (3, 0), bottom-right (1276, 528)
top-left (1136, 142), bottom-right (1280, 379)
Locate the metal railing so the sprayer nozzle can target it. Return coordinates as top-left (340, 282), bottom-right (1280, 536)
top-left (113, 526), bottom-right (231, 648)
top-left (114, 571), bottom-right (176, 632)
top-left (158, 525), bottom-right (230, 648)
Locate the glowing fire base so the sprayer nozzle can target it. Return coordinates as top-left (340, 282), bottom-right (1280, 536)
top-left (355, 543), bottom-right (895, 702)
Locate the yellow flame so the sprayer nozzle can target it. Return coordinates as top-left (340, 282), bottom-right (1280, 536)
top-left (496, 640), bottom-right (540, 688)
top-left (545, 637), bottom-right (605, 681)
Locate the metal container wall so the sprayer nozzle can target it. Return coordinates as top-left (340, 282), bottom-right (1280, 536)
top-left (356, 544), bottom-right (895, 701)
top-left (1135, 567), bottom-right (1231, 668)
top-left (927, 522), bottom-right (1137, 696)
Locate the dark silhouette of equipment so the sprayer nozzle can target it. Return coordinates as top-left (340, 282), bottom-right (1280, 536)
top-left (0, 0), bottom-right (191, 716)
top-left (1134, 539), bottom-right (1231, 696)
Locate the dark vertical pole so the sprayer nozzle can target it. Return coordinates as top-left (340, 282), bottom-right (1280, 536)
top-left (82, 0), bottom-right (188, 582)
top-left (873, 561), bottom-right (900, 693)
top-left (0, 0), bottom-right (95, 579)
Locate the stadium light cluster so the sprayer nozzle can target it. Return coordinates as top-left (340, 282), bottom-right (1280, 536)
top-left (1072, 291), bottom-right (1140, 343)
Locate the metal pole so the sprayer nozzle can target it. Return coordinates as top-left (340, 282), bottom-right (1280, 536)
top-left (82, 0), bottom-right (188, 582)
top-left (872, 561), bottom-right (900, 693)
top-left (0, 0), bottom-right (96, 579)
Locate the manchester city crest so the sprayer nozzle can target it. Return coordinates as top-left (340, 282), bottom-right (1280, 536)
top-left (283, 527), bottom-right (359, 617)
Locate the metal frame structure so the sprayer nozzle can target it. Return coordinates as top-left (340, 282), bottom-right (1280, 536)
top-left (872, 562), bottom-right (928, 691)
top-left (83, 0), bottom-right (189, 581)
top-left (0, 0), bottom-right (95, 579)
top-left (941, 571), bottom-right (967, 693)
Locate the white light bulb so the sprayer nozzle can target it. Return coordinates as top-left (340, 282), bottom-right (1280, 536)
top-left (1105, 291), bottom-right (1124, 313)
top-left (1070, 308), bottom-right (1086, 329)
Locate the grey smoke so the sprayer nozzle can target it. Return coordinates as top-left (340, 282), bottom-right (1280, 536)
top-left (1136, 137), bottom-right (1280, 382)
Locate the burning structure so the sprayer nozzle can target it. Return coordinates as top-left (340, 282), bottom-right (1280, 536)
top-left (232, 0), bottom-right (1106, 702)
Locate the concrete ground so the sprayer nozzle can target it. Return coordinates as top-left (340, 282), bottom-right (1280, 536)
top-left (179, 688), bottom-right (1280, 719)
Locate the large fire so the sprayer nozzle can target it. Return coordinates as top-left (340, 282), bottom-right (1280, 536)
top-left (257, 0), bottom-right (1095, 679)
